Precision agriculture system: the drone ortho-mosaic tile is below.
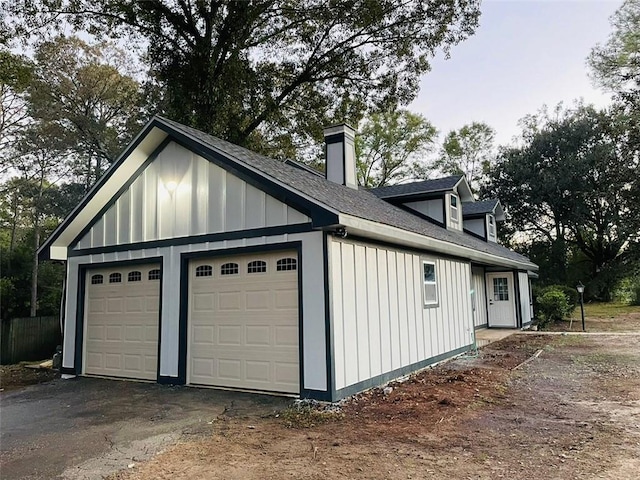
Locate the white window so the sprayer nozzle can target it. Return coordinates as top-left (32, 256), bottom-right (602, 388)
top-left (449, 195), bottom-right (458, 222)
top-left (488, 215), bottom-right (495, 237)
top-left (422, 261), bottom-right (438, 307)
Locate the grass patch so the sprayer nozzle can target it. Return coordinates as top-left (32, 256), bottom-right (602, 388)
top-left (576, 303), bottom-right (640, 318)
top-left (279, 402), bottom-right (343, 429)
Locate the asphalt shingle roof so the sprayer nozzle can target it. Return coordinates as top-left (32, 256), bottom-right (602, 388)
top-left (160, 117), bottom-right (533, 267)
top-left (462, 199), bottom-right (499, 216)
top-left (368, 176), bottom-right (463, 199)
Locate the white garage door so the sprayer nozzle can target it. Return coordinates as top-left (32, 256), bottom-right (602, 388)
top-left (84, 264), bottom-right (161, 380)
top-left (188, 251), bottom-right (299, 393)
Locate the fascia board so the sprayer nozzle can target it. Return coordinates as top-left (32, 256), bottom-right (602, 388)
top-left (338, 214), bottom-right (538, 271)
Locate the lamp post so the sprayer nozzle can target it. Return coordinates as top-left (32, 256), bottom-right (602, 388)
top-left (576, 282), bottom-right (585, 332)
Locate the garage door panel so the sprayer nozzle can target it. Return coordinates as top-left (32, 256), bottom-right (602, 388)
top-left (188, 251), bottom-right (299, 393)
top-left (84, 263), bottom-right (160, 381)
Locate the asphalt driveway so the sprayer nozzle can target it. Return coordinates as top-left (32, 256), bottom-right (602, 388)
top-left (0, 377), bottom-right (290, 479)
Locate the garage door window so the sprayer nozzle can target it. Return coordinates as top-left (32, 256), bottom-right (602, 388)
top-left (109, 273), bottom-right (122, 283)
top-left (195, 265), bottom-right (213, 277)
top-left (221, 262), bottom-right (239, 275)
top-left (148, 269), bottom-right (161, 280)
top-left (128, 271), bottom-right (142, 282)
top-left (276, 258), bottom-right (297, 271)
top-left (91, 274), bottom-right (103, 285)
top-left (248, 260), bottom-right (267, 273)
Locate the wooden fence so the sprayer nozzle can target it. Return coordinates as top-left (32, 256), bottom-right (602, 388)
top-left (1, 316), bottom-right (61, 365)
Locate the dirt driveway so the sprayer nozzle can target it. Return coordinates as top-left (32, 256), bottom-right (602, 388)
top-left (0, 378), bottom-right (289, 479)
top-left (109, 333), bottom-right (640, 480)
top-left (2, 332), bottom-right (639, 479)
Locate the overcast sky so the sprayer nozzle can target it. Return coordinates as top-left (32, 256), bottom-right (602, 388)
top-left (410, 0), bottom-right (623, 146)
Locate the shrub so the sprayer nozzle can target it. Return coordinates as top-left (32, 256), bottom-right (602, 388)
top-left (545, 284), bottom-right (580, 310)
top-left (536, 288), bottom-right (571, 329)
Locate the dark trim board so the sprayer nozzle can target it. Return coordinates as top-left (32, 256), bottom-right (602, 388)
top-left (333, 345), bottom-right (471, 402)
top-left (320, 232), bottom-right (335, 401)
top-left (158, 125), bottom-right (340, 228)
top-left (69, 223), bottom-right (314, 257)
top-left (72, 256), bottom-right (164, 380)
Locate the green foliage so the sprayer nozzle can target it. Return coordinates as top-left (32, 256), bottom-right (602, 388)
top-left (613, 277), bottom-right (640, 305)
top-left (588, 0), bottom-right (640, 95)
top-left (485, 104), bottom-right (640, 299)
top-left (434, 122), bottom-right (495, 194)
top-left (545, 284), bottom-right (580, 311)
top-left (10, 0), bottom-right (480, 160)
top-left (536, 287), bottom-right (572, 329)
top-left (356, 110), bottom-right (437, 187)
top-left (27, 36), bottom-right (144, 188)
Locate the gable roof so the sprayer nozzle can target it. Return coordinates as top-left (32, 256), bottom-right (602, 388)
top-left (40, 116), bottom-right (536, 270)
top-left (369, 176), bottom-right (463, 199)
top-left (462, 199), bottom-right (506, 221)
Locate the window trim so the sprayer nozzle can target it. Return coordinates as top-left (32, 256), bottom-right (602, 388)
top-left (247, 260), bottom-right (267, 274)
top-left (449, 194), bottom-right (459, 223)
top-left (422, 260), bottom-right (439, 308)
top-left (195, 265), bottom-right (213, 277)
top-left (276, 257), bottom-right (297, 271)
top-left (128, 271), bottom-right (142, 282)
top-left (220, 262), bottom-right (239, 275)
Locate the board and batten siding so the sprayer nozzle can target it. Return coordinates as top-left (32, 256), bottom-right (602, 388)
top-left (518, 271), bottom-right (532, 325)
top-left (75, 141), bottom-right (309, 250)
top-left (471, 267), bottom-right (488, 328)
top-left (329, 237), bottom-right (474, 393)
top-left (64, 231), bottom-right (327, 392)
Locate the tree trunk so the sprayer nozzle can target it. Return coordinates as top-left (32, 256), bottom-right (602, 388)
top-left (30, 215), bottom-right (40, 317)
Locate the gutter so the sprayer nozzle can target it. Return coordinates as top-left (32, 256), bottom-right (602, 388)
top-left (338, 214), bottom-right (538, 271)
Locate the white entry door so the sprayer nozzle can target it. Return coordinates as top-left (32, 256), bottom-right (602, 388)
top-left (188, 251), bottom-right (299, 393)
top-left (486, 272), bottom-right (517, 328)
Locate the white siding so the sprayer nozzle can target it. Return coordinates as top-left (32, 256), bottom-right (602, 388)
top-left (472, 267), bottom-right (488, 328)
top-left (75, 142), bottom-right (309, 249)
top-left (62, 230), bottom-right (327, 391)
top-left (465, 218), bottom-right (485, 239)
top-left (445, 193), bottom-right (463, 232)
top-left (404, 198), bottom-right (444, 224)
top-left (329, 237), bottom-right (474, 391)
top-left (518, 271), bottom-right (532, 325)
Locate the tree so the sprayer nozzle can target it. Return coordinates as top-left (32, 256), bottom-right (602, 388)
top-left (486, 104), bottom-right (639, 299)
top-left (27, 36), bottom-right (144, 189)
top-left (588, 0), bottom-right (640, 96)
top-left (0, 49), bottom-right (33, 176)
top-left (434, 121), bottom-right (495, 194)
top-left (11, 0), bottom-right (480, 158)
top-left (356, 110), bottom-right (437, 188)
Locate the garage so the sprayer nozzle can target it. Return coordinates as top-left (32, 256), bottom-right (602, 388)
top-left (83, 264), bottom-right (161, 380)
top-left (188, 251), bottom-right (300, 393)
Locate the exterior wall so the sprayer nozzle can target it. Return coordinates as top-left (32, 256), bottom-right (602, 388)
top-left (404, 198), bottom-right (444, 224)
top-left (465, 218), bottom-right (485, 239)
top-left (63, 230), bottom-right (326, 391)
top-left (471, 266), bottom-right (488, 328)
top-left (75, 141), bottom-right (309, 250)
top-left (518, 271), bottom-right (532, 325)
top-left (328, 237), bottom-right (474, 397)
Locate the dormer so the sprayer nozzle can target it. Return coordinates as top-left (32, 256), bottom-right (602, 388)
top-left (461, 199), bottom-right (505, 242)
top-left (369, 175), bottom-right (474, 231)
